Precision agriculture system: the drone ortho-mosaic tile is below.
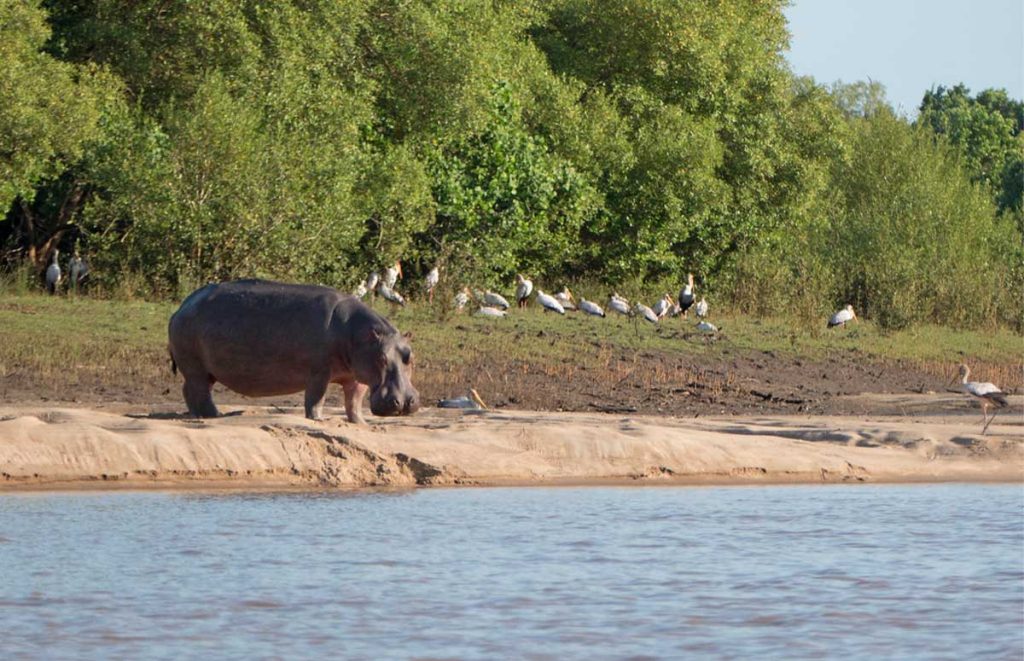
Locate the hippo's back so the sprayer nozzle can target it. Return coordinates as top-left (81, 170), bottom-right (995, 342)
top-left (168, 279), bottom-right (351, 396)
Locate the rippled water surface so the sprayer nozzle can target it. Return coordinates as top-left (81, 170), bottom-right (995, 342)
top-left (1, 484), bottom-right (1022, 659)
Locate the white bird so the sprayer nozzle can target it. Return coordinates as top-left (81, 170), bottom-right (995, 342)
top-left (425, 266), bottom-right (440, 302)
top-left (383, 261), bottom-right (402, 289)
top-left (454, 287), bottom-right (471, 311)
top-left (536, 290), bottom-right (566, 314)
top-left (634, 302), bottom-right (659, 324)
top-left (438, 388), bottom-right (488, 410)
top-left (377, 282), bottom-right (405, 306)
top-left (45, 250), bottom-right (61, 295)
top-left (353, 281), bottom-right (368, 299)
top-left (953, 364), bottom-right (1008, 434)
top-left (696, 320), bottom-right (718, 333)
top-left (695, 296), bottom-right (709, 318)
top-left (515, 274), bottom-right (533, 308)
top-left (554, 287), bottom-right (576, 311)
top-left (366, 271), bottom-right (380, 291)
top-left (476, 306), bottom-right (507, 318)
top-left (678, 273), bottom-right (695, 317)
top-left (483, 291), bottom-right (510, 310)
top-left (608, 293), bottom-right (630, 316)
top-left (652, 294), bottom-right (672, 319)
top-left (579, 298), bottom-right (606, 318)
top-left (828, 304), bottom-right (857, 329)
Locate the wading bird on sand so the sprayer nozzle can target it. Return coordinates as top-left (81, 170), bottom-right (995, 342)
top-left (952, 364), bottom-right (1008, 434)
top-left (438, 388), bottom-right (488, 410)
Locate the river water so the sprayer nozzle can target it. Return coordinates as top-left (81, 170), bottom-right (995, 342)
top-left (1, 484), bottom-right (1021, 659)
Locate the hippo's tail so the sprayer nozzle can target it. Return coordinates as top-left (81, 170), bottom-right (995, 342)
top-left (169, 350), bottom-right (178, 375)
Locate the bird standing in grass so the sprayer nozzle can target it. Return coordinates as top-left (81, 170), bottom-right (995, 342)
top-left (555, 287), bottom-right (576, 311)
top-left (634, 302), bottom-right (659, 324)
top-left (454, 287), bottom-right (471, 311)
top-left (515, 274), bottom-right (533, 308)
top-left (695, 296), bottom-right (708, 319)
top-left (678, 273), bottom-right (696, 317)
top-left (69, 251), bottom-right (87, 292)
top-left (608, 293), bottom-right (630, 316)
top-left (828, 304), bottom-right (857, 329)
top-left (353, 281), bottom-right (368, 299)
top-left (536, 290), bottom-right (566, 314)
top-left (377, 282), bottom-right (406, 306)
top-left (383, 261), bottom-right (402, 289)
top-left (653, 294), bottom-right (672, 319)
top-left (696, 320), bottom-right (718, 334)
top-left (953, 364), bottom-right (1008, 434)
top-left (579, 298), bottom-right (606, 317)
top-left (483, 290), bottom-right (510, 310)
top-left (477, 306), bottom-right (507, 318)
top-left (425, 266), bottom-right (439, 302)
top-left (45, 250), bottom-right (61, 295)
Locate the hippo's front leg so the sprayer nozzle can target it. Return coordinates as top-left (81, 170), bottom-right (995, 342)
top-left (341, 379), bottom-right (368, 425)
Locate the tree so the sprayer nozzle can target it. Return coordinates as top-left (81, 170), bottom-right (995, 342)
top-left (0, 0), bottom-right (115, 266)
top-left (919, 84), bottom-right (1023, 216)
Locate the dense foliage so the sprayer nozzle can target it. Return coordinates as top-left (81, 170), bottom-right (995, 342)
top-left (1, 0), bottom-right (1021, 329)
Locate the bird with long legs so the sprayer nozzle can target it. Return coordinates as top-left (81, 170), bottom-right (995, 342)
top-left (952, 364), bottom-right (1008, 435)
top-left (514, 274), bottom-right (533, 309)
top-left (678, 274), bottom-right (696, 317)
top-left (45, 250), bottom-right (61, 295)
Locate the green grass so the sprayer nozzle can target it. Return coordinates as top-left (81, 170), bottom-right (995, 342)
top-left (1, 292), bottom-right (1020, 397)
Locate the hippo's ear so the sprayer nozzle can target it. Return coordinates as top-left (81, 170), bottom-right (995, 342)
top-left (403, 331), bottom-right (414, 341)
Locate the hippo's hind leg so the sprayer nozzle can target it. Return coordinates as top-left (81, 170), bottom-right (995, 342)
top-left (341, 379), bottom-right (368, 425)
top-left (183, 374), bottom-right (219, 418)
top-left (304, 371), bottom-right (331, 421)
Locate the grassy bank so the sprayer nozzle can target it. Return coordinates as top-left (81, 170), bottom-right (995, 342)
top-left (0, 293), bottom-right (1019, 414)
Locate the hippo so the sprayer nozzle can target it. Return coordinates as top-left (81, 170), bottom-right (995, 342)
top-left (167, 279), bottom-right (420, 422)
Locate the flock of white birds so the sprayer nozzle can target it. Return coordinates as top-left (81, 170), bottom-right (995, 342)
top-left (353, 264), bottom-right (721, 333)
top-left (352, 262), bottom-right (872, 337)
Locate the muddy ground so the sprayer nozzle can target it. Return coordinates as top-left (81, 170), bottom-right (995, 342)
top-left (1, 344), bottom-right (995, 419)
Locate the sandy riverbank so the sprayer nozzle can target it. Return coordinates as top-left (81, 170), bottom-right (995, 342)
top-left (1, 395), bottom-right (1020, 491)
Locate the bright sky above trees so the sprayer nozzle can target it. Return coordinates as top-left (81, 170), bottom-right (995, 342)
top-left (784, 0), bottom-right (1022, 115)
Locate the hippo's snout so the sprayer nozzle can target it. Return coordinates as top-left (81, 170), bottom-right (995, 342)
top-left (370, 385), bottom-right (420, 417)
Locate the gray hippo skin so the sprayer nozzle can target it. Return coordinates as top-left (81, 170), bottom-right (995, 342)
top-left (168, 279), bottom-right (420, 422)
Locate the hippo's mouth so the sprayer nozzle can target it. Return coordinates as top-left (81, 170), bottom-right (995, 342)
top-left (369, 384), bottom-right (420, 417)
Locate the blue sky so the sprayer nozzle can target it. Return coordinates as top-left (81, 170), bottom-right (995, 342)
top-left (784, 0), bottom-right (1023, 115)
